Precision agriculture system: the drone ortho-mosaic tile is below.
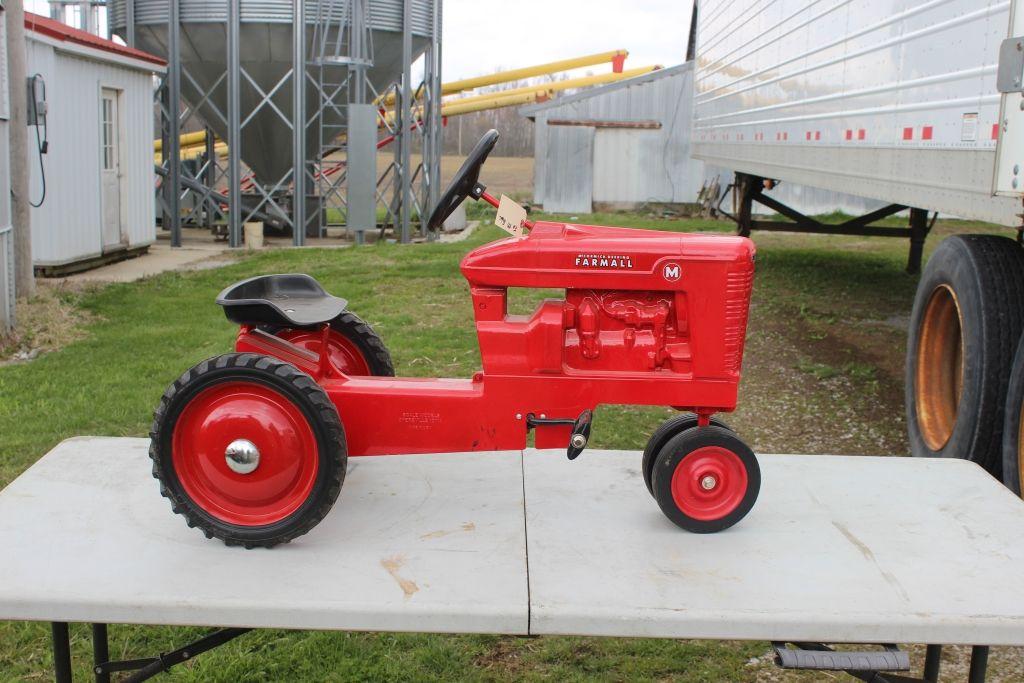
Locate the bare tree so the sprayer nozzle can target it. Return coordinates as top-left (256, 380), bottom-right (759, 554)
top-left (440, 68), bottom-right (565, 157)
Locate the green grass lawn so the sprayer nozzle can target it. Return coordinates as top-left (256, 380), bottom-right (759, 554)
top-left (0, 210), bottom-right (1013, 680)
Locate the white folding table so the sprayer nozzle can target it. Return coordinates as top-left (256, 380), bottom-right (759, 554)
top-left (2, 437), bottom-right (1023, 682)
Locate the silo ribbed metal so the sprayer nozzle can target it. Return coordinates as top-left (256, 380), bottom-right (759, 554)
top-left (109, 0), bottom-right (436, 184)
top-left (121, 0), bottom-right (441, 246)
top-left (112, 0), bottom-right (433, 33)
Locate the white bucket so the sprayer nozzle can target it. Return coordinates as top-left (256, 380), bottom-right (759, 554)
top-left (443, 201), bottom-right (467, 232)
top-left (244, 221), bottom-right (264, 249)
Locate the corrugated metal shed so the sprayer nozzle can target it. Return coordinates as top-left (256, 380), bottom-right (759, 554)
top-left (25, 15), bottom-right (163, 269)
top-left (521, 63), bottom-right (703, 213)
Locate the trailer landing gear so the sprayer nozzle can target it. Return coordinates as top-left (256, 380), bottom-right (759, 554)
top-left (725, 172), bottom-right (934, 274)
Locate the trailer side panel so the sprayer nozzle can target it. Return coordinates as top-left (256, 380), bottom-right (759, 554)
top-left (693, 0), bottom-right (1022, 226)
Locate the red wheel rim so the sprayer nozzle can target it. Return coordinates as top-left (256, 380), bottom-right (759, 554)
top-left (172, 381), bottom-right (319, 526)
top-left (277, 328), bottom-right (371, 375)
top-left (670, 446), bottom-right (748, 521)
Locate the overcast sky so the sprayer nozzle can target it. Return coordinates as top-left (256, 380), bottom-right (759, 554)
top-left (27, 0), bottom-right (692, 82)
top-left (441, 0), bottom-right (691, 81)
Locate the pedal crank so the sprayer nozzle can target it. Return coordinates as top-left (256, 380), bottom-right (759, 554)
top-left (527, 409), bottom-right (594, 460)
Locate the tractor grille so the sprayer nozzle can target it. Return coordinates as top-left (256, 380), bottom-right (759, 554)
top-left (723, 268), bottom-right (754, 374)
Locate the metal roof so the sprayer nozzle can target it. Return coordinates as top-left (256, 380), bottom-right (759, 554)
top-left (519, 62), bottom-right (693, 119)
top-left (25, 13), bottom-right (167, 67)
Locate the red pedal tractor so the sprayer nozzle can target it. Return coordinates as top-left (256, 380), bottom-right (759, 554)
top-left (150, 131), bottom-right (760, 548)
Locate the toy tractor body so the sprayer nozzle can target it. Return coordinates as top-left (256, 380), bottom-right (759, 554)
top-left (150, 131), bottom-right (761, 547)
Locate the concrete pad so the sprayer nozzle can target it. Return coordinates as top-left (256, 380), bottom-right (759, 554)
top-left (59, 243), bottom-right (232, 283)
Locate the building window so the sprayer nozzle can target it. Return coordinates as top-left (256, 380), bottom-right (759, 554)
top-left (101, 96), bottom-right (115, 170)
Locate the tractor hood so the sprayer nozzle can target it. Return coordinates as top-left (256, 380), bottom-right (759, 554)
top-left (460, 221), bottom-right (755, 291)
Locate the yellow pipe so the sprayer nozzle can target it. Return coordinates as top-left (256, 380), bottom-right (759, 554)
top-left (441, 90), bottom-right (551, 116)
top-left (163, 61), bottom-right (648, 159)
top-left (153, 130), bottom-right (210, 152)
top-left (444, 66), bottom-right (660, 108)
top-left (379, 49), bottom-right (628, 106)
top-left (155, 140), bottom-right (228, 163)
top-left (441, 49), bottom-right (628, 95)
top-left (380, 90), bottom-right (550, 127)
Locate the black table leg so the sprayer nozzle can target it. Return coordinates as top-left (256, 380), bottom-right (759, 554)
top-left (968, 645), bottom-right (989, 683)
top-left (91, 624), bottom-right (109, 683)
top-left (922, 644), bottom-right (941, 682)
top-left (51, 622), bottom-right (72, 683)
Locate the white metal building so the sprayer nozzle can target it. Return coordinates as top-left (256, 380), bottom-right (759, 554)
top-left (521, 64), bottom-right (704, 214)
top-left (25, 13), bottom-right (164, 273)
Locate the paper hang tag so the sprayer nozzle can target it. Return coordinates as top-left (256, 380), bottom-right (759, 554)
top-left (494, 194), bottom-right (528, 237)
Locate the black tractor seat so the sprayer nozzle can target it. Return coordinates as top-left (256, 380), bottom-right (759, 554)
top-left (216, 274), bottom-right (348, 327)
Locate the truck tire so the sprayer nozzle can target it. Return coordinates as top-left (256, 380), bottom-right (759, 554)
top-left (906, 235), bottom-right (1024, 477)
top-left (1002, 335), bottom-right (1024, 496)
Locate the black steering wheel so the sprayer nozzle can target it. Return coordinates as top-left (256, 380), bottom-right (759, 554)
top-left (427, 129), bottom-right (500, 231)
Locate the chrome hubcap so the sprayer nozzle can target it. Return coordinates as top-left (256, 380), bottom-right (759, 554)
top-left (700, 474), bottom-right (718, 491)
top-left (225, 439), bottom-right (260, 475)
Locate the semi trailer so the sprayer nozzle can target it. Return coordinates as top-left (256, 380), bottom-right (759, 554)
top-left (691, 0), bottom-right (1024, 495)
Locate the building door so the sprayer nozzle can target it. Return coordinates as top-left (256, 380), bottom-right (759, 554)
top-left (593, 129), bottom-right (662, 205)
top-left (543, 125), bottom-right (593, 214)
top-left (100, 88), bottom-right (124, 251)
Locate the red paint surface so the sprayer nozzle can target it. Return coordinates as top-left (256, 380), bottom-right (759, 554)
top-left (922, 126), bottom-right (933, 140)
top-left (26, 12), bottom-right (166, 66)
top-left (172, 382), bottom-right (320, 525)
top-left (670, 446), bottom-right (748, 521)
top-left (234, 222), bottom-right (756, 456)
top-left (276, 328), bottom-right (372, 376)
top-left (903, 127), bottom-right (914, 140)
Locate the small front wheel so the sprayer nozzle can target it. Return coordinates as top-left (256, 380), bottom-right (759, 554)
top-left (642, 413), bottom-right (732, 495)
top-left (651, 426), bottom-right (760, 533)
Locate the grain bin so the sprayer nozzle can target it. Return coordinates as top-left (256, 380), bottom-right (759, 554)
top-left (108, 0), bottom-right (438, 185)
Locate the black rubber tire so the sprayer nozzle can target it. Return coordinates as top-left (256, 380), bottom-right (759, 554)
top-left (642, 413), bottom-right (732, 495)
top-left (905, 235), bottom-right (1024, 478)
top-left (150, 353), bottom-right (347, 548)
top-left (271, 311), bottom-right (395, 377)
top-left (1002, 335), bottom-right (1024, 496)
top-left (651, 425), bottom-right (760, 533)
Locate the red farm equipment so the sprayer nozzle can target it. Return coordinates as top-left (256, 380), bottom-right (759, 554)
top-left (150, 131), bottom-right (760, 547)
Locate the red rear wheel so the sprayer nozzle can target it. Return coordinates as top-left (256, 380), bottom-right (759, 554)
top-left (651, 426), bottom-right (759, 533)
top-left (273, 311), bottom-right (394, 376)
top-left (172, 381), bottom-right (320, 526)
top-left (277, 328), bottom-right (373, 375)
top-left (151, 353), bottom-right (346, 548)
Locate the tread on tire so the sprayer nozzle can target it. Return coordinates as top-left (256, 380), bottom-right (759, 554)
top-left (905, 235), bottom-right (1024, 478)
top-left (150, 352), bottom-right (347, 548)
